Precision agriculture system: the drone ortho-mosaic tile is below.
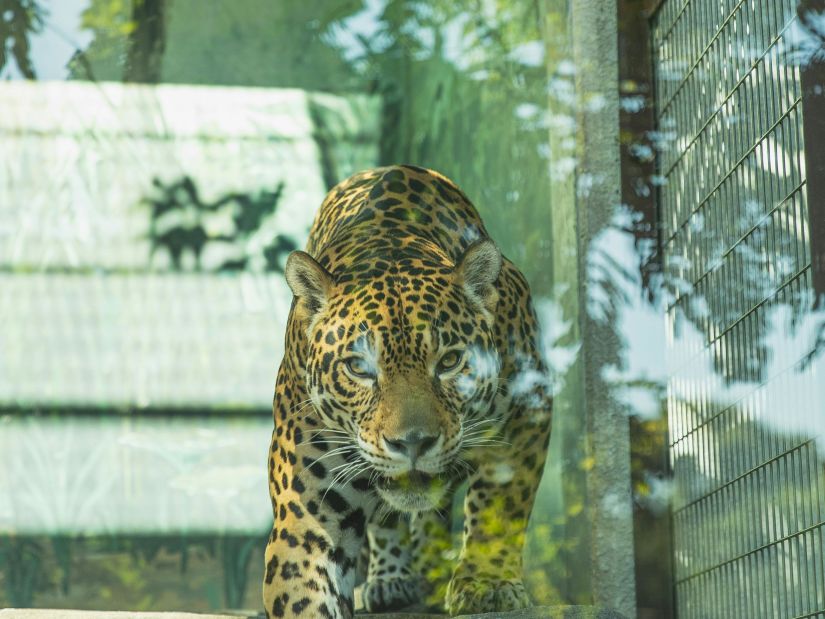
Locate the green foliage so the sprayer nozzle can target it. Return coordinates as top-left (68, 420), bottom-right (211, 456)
top-left (220, 536), bottom-right (258, 609)
top-left (360, 0), bottom-right (554, 294)
top-left (0, 537), bottom-right (44, 606)
top-left (72, 0), bottom-right (366, 90)
top-left (0, 534), bottom-right (267, 611)
top-left (68, 0), bottom-right (133, 80)
top-left (161, 0), bottom-right (363, 89)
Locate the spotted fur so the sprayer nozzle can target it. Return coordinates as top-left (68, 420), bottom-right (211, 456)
top-left (263, 165), bottom-right (553, 618)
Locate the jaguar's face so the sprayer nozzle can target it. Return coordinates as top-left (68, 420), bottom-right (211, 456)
top-left (285, 241), bottom-right (503, 512)
top-left (305, 298), bottom-right (501, 511)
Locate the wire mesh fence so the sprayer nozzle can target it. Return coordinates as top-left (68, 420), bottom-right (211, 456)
top-left (652, 0), bottom-right (825, 616)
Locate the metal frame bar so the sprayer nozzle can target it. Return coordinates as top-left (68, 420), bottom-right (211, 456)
top-left (799, 0), bottom-right (825, 299)
top-left (618, 1), bottom-right (674, 616)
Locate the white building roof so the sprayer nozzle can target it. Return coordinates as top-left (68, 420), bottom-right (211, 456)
top-left (0, 80), bottom-right (379, 410)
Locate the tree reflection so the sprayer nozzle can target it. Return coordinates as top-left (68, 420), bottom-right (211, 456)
top-left (0, 534), bottom-right (267, 609)
top-left (0, 0), bottom-right (44, 78)
top-left (123, 0), bottom-right (167, 83)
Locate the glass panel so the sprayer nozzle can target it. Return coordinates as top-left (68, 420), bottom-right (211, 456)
top-left (1, 0), bottom-right (823, 617)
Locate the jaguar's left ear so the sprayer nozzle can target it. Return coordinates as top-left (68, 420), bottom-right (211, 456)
top-left (285, 251), bottom-right (334, 325)
top-left (455, 239), bottom-right (502, 312)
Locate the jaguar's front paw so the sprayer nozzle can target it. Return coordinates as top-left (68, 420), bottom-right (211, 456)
top-left (361, 575), bottom-right (426, 612)
top-left (446, 576), bottom-right (531, 615)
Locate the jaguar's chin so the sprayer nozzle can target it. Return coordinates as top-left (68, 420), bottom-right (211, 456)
top-left (374, 470), bottom-right (449, 513)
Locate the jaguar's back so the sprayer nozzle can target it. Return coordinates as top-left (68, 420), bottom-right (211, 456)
top-left (305, 165), bottom-right (490, 272)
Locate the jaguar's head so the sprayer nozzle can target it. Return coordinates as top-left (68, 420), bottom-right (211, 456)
top-left (284, 240), bottom-right (502, 511)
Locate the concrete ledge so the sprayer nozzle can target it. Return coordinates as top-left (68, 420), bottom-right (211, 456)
top-left (455, 608), bottom-right (626, 619)
top-left (361, 607), bottom-right (627, 618)
top-left (0, 606), bottom-right (626, 619)
top-left (0, 613), bottom-right (250, 619)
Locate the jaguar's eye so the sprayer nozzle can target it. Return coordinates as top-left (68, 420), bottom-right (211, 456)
top-left (437, 350), bottom-right (464, 374)
top-left (344, 357), bottom-right (374, 380)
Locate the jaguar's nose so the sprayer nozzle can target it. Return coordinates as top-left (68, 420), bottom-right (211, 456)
top-left (383, 431), bottom-right (440, 463)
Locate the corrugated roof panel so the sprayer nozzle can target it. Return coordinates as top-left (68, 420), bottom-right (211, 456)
top-left (0, 273), bottom-right (292, 409)
top-left (0, 81), bottom-right (379, 409)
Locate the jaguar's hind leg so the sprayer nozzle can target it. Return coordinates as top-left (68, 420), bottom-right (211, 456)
top-left (409, 502), bottom-right (455, 610)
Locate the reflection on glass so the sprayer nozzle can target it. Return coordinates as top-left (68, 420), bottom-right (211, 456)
top-left (0, 0), bottom-right (822, 616)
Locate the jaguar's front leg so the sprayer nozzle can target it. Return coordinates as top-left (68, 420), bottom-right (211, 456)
top-left (447, 400), bottom-right (552, 616)
top-left (361, 512), bottom-right (422, 612)
top-left (362, 489), bottom-right (455, 612)
top-left (263, 429), bottom-right (376, 619)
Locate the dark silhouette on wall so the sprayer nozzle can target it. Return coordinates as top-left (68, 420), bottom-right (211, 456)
top-left (145, 175), bottom-right (297, 273)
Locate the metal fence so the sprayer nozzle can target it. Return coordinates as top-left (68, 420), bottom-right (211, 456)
top-left (652, 0), bottom-right (825, 616)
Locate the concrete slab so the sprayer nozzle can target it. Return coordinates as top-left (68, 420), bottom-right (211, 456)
top-left (0, 606), bottom-right (626, 619)
top-left (359, 607), bottom-right (627, 618)
top-left (0, 612), bottom-right (249, 619)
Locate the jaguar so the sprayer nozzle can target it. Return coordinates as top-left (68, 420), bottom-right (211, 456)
top-left (263, 165), bottom-right (552, 618)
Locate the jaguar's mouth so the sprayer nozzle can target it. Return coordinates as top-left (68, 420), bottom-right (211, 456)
top-left (373, 470), bottom-right (448, 512)
top-left (377, 470), bottom-right (437, 490)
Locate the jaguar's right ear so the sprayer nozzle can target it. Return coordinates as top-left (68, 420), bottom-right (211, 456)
top-left (285, 251), bottom-right (333, 324)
